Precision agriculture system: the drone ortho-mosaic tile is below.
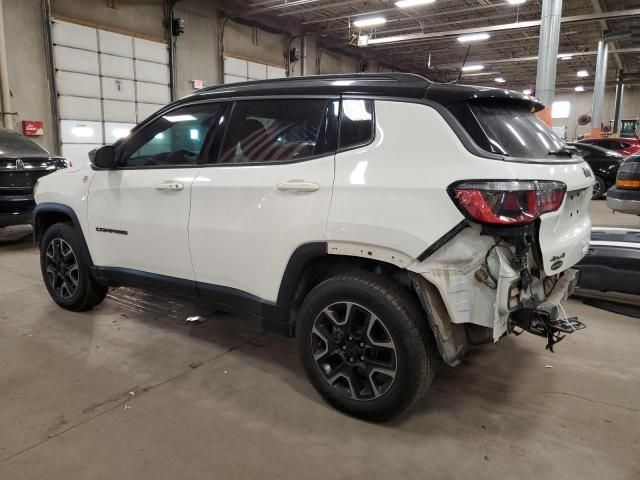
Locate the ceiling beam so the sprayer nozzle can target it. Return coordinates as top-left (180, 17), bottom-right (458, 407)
top-left (363, 8), bottom-right (640, 46)
top-left (401, 47), bottom-right (640, 67)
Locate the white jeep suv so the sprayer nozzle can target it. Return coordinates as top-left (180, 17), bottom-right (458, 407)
top-left (34, 74), bottom-right (593, 420)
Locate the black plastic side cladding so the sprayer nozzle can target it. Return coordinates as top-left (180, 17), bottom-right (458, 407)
top-left (416, 221), bottom-right (468, 262)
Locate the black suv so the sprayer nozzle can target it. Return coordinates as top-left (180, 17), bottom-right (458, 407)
top-left (0, 128), bottom-right (68, 228)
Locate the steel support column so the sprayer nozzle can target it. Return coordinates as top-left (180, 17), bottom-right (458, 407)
top-left (0, 0), bottom-right (14, 130)
top-left (612, 70), bottom-right (624, 136)
top-left (535, 0), bottom-right (562, 125)
top-left (591, 40), bottom-right (609, 138)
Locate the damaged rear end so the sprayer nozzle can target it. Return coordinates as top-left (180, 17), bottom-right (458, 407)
top-left (409, 93), bottom-right (594, 365)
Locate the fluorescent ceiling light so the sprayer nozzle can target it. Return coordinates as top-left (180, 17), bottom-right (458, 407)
top-left (495, 77), bottom-right (506, 83)
top-left (353, 17), bottom-right (387, 27)
top-left (575, 85), bottom-right (585, 92)
top-left (395, 0), bottom-right (436, 8)
top-left (559, 54), bottom-right (573, 60)
top-left (508, 0), bottom-right (526, 4)
top-left (458, 32), bottom-right (490, 43)
top-left (461, 64), bottom-right (484, 72)
top-left (523, 89), bottom-right (532, 95)
top-left (577, 69), bottom-right (589, 77)
top-left (164, 114), bottom-right (197, 122)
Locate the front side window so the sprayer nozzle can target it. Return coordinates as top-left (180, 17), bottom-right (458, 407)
top-left (217, 99), bottom-right (335, 164)
top-left (339, 99), bottom-right (374, 150)
top-left (121, 104), bottom-right (223, 167)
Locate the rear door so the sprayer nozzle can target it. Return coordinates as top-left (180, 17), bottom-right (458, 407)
top-left (188, 97), bottom-right (338, 302)
top-left (88, 102), bottom-right (224, 281)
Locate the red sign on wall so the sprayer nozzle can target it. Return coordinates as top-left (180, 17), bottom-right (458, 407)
top-left (22, 120), bottom-right (44, 137)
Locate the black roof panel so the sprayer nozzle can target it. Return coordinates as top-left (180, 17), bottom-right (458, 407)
top-left (176, 72), bottom-right (544, 111)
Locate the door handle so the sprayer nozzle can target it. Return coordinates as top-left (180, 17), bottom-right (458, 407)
top-left (156, 182), bottom-right (184, 192)
top-left (276, 181), bottom-right (320, 193)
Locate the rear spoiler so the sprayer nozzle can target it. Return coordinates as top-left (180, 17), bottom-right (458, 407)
top-left (424, 83), bottom-right (545, 113)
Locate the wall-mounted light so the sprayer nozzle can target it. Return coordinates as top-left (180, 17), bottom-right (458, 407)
top-left (577, 69), bottom-right (589, 77)
top-left (495, 77), bottom-right (506, 83)
top-left (575, 86), bottom-right (585, 92)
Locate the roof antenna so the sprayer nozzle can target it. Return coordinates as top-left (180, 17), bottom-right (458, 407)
top-left (456, 45), bottom-right (471, 84)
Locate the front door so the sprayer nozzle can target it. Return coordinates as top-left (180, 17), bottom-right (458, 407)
top-left (189, 97), bottom-right (338, 302)
top-left (88, 102), bottom-right (224, 281)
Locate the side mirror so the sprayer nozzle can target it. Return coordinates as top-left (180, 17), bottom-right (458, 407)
top-left (89, 145), bottom-right (117, 169)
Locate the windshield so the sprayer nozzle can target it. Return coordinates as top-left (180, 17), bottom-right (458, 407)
top-left (0, 129), bottom-right (48, 156)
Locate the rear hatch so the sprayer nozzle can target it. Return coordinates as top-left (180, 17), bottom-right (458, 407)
top-left (447, 97), bottom-right (594, 275)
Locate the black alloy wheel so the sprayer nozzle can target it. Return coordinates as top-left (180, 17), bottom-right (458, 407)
top-left (311, 301), bottom-right (398, 401)
top-left (45, 238), bottom-right (79, 299)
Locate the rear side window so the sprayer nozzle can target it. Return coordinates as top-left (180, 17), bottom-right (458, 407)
top-left (217, 99), bottom-right (336, 164)
top-left (339, 99), bottom-right (374, 150)
top-left (455, 102), bottom-right (568, 160)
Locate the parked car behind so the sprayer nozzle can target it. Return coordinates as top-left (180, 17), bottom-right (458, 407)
top-left (570, 142), bottom-right (625, 199)
top-left (0, 128), bottom-right (68, 228)
top-left (578, 137), bottom-right (640, 157)
top-left (607, 152), bottom-right (640, 215)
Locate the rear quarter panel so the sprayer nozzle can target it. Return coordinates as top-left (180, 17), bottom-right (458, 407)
top-left (327, 100), bottom-right (516, 264)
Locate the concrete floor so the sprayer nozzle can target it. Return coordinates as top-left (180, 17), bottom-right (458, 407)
top-left (1, 203), bottom-right (639, 480)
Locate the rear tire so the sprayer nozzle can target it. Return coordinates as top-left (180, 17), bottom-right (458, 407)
top-left (296, 271), bottom-right (435, 421)
top-left (40, 222), bottom-right (108, 311)
top-left (592, 175), bottom-right (607, 200)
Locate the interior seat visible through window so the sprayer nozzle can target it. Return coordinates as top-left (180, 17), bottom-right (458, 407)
top-left (215, 99), bottom-right (337, 164)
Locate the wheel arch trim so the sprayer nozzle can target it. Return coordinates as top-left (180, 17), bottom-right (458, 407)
top-left (33, 202), bottom-right (95, 267)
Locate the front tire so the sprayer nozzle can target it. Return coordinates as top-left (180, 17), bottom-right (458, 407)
top-left (296, 272), bottom-right (435, 421)
top-left (40, 222), bottom-right (108, 311)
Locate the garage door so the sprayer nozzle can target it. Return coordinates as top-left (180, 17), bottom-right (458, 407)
top-left (223, 56), bottom-right (286, 84)
top-left (52, 20), bottom-right (170, 165)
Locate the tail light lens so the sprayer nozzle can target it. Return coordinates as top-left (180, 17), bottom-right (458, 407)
top-left (616, 157), bottom-right (640, 189)
top-left (451, 181), bottom-right (566, 226)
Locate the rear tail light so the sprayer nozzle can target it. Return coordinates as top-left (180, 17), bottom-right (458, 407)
top-left (616, 158), bottom-right (640, 189)
top-left (616, 179), bottom-right (640, 188)
top-left (450, 180), bottom-right (566, 226)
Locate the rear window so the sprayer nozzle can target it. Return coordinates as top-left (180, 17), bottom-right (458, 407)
top-left (0, 129), bottom-right (48, 156)
top-left (454, 102), bottom-right (568, 160)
